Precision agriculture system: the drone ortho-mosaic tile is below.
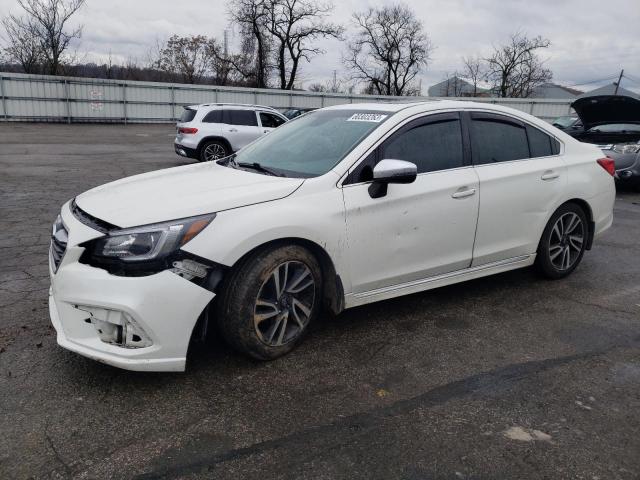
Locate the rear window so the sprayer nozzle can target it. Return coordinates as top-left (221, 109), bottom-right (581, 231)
top-left (180, 108), bottom-right (197, 123)
top-left (471, 118), bottom-right (529, 164)
top-left (527, 126), bottom-right (554, 157)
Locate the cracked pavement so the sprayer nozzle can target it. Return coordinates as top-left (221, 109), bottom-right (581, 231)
top-left (1, 124), bottom-right (639, 479)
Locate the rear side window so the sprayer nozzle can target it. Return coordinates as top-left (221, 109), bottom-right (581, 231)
top-left (527, 125), bottom-right (556, 157)
top-left (471, 118), bottom-right (529, 164)
top-left (260, 112), bottom-right (286, 128)
top-left (223, 109), bottom-right (258, 126)
top-left (382, 119), bottom-right (464, 174)
top-left (202, 110), bottom-right (222, 123)
top-left (180, 108), bottom-right (196, 123)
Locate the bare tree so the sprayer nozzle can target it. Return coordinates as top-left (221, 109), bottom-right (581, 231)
top-left (437, 72), bottom-right (467, 97)
top-left (16, 0), bottom-right (85, 75)
top-left (485, 33), bottom-right (552, 98)
top-left (462, 55), bottom-right (485, 97)
top-left (228, 0), bottom-right (272, 88)
top-left (308, 82), bottom-right (326, 92)
top-left (263, 0), bottom-right (342, 90)
top-left (155, 35), bottom-right (217, 84)
top-left (1, 15), bottom-right (43, 73)
top-left (344, 3), bottom-right (432, 96)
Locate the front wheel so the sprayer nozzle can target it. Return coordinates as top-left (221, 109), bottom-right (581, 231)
top-left (535, 203), bottom-right (588, 279)
top-left (216, 245), bottom-right (322, 360)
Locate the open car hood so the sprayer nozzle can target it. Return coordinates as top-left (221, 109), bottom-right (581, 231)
top-left (571, 95), bottom-right (640, 130)
top-left (75, 162), bottom-right (304, 228)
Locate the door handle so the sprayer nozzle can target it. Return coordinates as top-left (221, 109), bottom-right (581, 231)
top-left (229, 128), bottom-right (238, 133)
top-left (263, 129), bottom-right (269, 133)
top-left (452, 187), bottom-right (476, 199)
top-left (541, 170), bottom-right (559, 181)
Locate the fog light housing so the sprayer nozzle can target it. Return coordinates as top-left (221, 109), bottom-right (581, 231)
top-left (75, 305), bottom-right (153, 348)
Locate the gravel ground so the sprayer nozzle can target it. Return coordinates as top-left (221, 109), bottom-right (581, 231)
top-left (1, 123), bottom-right (639, 480)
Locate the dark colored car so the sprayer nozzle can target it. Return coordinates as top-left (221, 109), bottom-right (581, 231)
top-left (569, 95), bottom-right (640, 190)
top-left (552, 115), bottom-right (582, 132)
top-left (282, 108), bottom-right (316, 119)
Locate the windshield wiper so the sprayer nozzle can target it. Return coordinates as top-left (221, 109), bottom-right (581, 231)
top-left (237, 161), bottom-right (284, 177)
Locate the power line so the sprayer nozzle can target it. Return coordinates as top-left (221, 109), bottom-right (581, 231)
top-left (623, 73), bottom-right (640, 84)
top-left (563, 75), bottom-right (620, 88)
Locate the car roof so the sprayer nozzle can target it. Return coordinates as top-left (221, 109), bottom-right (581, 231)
top-left (322, 99), bottom-right (502, 113)
top-left (187, 103), bottom-right (279, 112)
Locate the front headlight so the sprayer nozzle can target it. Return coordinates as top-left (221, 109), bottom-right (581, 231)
top-left (91, 214), bottom-right (215, 262)
top-left (612, 143), bottom-right (640, 154)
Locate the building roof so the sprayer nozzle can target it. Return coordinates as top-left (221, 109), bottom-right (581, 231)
top-left (577, 83), bottom-right (640, 99)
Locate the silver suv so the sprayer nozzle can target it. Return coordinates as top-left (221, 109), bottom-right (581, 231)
top-left (174, 104), bottom-right (288, 162)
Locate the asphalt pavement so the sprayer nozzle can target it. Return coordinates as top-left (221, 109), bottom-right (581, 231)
top-left (0, 123), bottom-right (639, 479)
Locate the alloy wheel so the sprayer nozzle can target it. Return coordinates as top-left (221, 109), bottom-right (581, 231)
top-left (203, 143), bottom-right (226, 161)
top-left (548, 212), bottom-right (584, 271)
top-left (254, 261), bottom-right (316, 346)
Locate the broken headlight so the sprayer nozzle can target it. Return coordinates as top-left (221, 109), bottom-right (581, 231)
top-left (91, 214), bottom-right (215, 262)
top-left (81, 214), bottom-right (215, 277)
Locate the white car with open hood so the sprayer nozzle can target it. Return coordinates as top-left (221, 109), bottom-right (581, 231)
top-left (49, 101), bottom-right (615, 371)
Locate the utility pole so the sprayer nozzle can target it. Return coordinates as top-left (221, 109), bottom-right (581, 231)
top-left (614, 69), bottom-right (624, 95)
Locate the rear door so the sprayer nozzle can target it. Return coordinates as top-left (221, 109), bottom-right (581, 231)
top-left (222, 109), bottom-right (262, 150)
top-left (468, 111), bottom-right (566, 266)
top-left (198, 109), bottom-right (224, 138)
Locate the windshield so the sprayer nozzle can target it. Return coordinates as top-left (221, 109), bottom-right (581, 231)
top-left (589, 123), bottom-right (640, 133)
top-left (232, 109), bottom-right (392, 177)
top-left (552, 116), bottom-right (578, 128)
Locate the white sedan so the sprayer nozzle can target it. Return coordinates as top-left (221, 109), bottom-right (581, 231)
top-left (49, 101), bottom-right (615, 371)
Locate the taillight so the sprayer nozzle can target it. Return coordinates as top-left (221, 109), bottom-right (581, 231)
top-left (178, 127), bottom-right (198, 134)
top-left (597, 157), bottom-right (615, 177)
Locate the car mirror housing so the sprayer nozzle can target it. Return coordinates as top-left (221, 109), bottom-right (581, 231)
top-left (369, 159), bottom-right (418, 198)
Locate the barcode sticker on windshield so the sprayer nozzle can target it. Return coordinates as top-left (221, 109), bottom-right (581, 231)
top-left (347, 113), bottom-right (388, 123)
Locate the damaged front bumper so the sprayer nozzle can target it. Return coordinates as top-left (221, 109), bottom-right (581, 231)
top-left (48, 203), bottom-right (215, 372)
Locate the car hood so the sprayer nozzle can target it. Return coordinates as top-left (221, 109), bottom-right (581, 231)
top-left (571, 95), bottom-right (640, 130)
top-left (75, 162), bottom-right (304, 228)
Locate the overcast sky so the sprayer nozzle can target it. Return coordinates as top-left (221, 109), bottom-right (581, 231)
top-left (1, 0), bottom-right (639, 93)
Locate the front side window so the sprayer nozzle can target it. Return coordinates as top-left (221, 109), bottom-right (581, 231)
top-left (382, 119), bottom-right (464, 174)
top-left (232, 110), bottom-right (391, 177)
top-left (260, 112), bottom-right (286, 128)
top-left (471, 118), bottom-right (529, 164)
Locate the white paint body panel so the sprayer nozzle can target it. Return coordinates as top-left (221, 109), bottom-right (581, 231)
top-left (50, 100), bottom-right (615, 371)
top-left (75, 161), bottom-right (303, 228)
top-left (343, 168), bottom-right (480, 293)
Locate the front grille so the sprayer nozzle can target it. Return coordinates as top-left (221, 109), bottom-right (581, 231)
top-left (50, 224), bottom-right (68, 272)
top-left (71, 199), bottom-right (118, 233)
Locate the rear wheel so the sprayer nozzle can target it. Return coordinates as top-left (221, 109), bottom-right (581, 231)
top-left (199, 140), bottom-right (228, 162)
top-left (535, 203), bottom-right (588, 279)
top-left (216, 245), bottom-right (322, 360)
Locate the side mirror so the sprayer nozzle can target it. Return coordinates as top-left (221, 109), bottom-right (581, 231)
top-left (368, 159), bottom-right (417, 198)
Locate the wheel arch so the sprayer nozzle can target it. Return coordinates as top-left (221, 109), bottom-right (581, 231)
top-left (197, 136), bottom-right (233, 156)
top-left (227, 237), bottom-right (345, 316)
top-left (539, 198), bottom-right (595, 252)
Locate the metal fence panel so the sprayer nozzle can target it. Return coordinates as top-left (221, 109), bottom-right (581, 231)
top-left (0, 72), bottom-right (574, 123)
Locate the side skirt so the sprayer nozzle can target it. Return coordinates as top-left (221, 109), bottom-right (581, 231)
top-left (344, 254), bottom-right (536, 308)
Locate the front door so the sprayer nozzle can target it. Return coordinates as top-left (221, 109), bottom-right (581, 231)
top-left (342, 112), bottom-right (480, 294)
